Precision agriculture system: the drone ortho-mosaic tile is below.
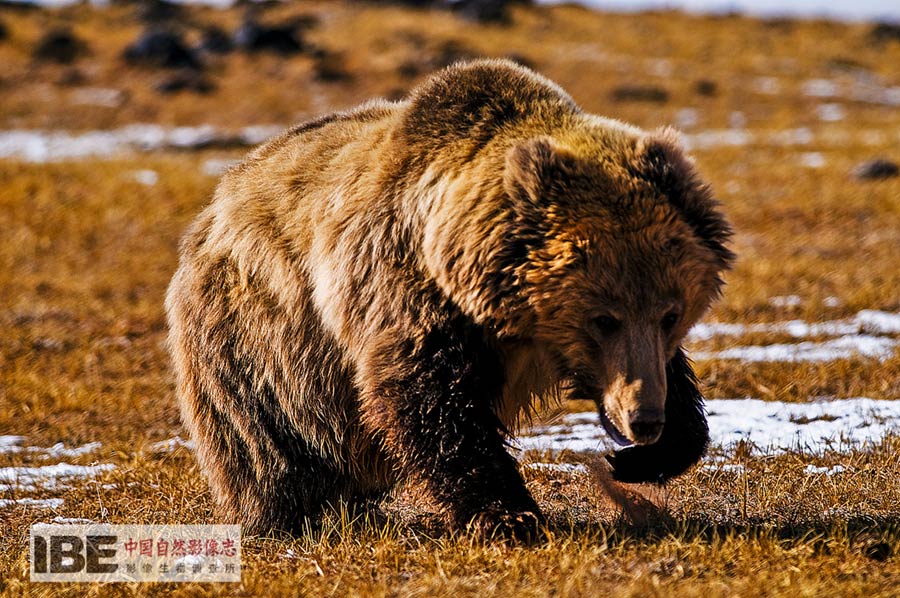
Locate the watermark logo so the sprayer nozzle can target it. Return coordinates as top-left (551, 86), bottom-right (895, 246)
top-left (30, 524), bottom-right (241, 583)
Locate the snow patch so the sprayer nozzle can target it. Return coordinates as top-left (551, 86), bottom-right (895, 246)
top-left (817, 103), bottom-right (846, 122)
top-left (41, 441), bottom-right (102, 459)
top-left (51, 516), bottom-right (94, 523)
top-left (701, 463), bottom-right (745, 474)
top-left (770, 295), bottom-right (803, 308)
top-left (0, 463), bottom-right (115, 489)
top-left (517, 397), bottom-right (900, 455)
top-left (0, 124), bottom-right (284, 162)
top-left (70, 88), bottom-right (126, 108)
top-left (201, 158), bottom-right (240, 177)
top-left (0, 498), bottom-right (64, 509)
top-left (149, 436), bottom-right (195, 452)
top-left (524, 462), bottom-right (589, 475)
top-left (804, 464), bottom-right (846, 476)
top-left (131, 170), bottom-right (159, 186)
top-left (0, 436), bottom-right (25, 455)
top-left (693, 334), bottom-right (897, 363)
top-left (803, 79), bottom-right (840, 98)
top-left (0, 437), bottom-right (102, 458)
top-left (689, 310), bottom-right (900, 341)
top-left (856, 310), bottom-right (900, 334)
top-left (800, 152), bottom-right (826, 169)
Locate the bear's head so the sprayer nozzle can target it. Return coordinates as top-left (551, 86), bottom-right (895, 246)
top-left (499, 126), bottom-right (733, 447)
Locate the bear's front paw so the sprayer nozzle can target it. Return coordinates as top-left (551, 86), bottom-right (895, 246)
top-left (467, 508), bottom-right (545, 543)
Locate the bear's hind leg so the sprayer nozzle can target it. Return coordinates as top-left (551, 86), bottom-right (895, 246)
top-left (185, 379), bottom-right (353, 535)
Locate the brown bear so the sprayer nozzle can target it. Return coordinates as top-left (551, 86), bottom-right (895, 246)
top-left (165, 59), bottom-right (733, 538)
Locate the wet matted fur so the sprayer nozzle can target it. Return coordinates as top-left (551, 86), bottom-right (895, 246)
top-left (165, 59), bottom-right (733, 538)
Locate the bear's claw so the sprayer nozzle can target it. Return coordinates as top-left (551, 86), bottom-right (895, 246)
top-left (467, 509), bottom-right (545, 543)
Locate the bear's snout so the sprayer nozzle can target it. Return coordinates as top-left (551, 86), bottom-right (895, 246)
top-left (627, 408), bottom-right (665, 445)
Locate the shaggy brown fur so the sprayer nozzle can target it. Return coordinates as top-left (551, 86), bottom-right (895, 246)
top-left (165, 59), bottom-right (733, 539)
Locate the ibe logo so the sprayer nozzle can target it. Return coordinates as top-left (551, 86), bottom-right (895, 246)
top-left (32, 534), bottom-right (117, 574)
top-left (30, 524), bottom-right (241, 583)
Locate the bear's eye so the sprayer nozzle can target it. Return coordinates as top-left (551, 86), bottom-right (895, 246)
top-left (661, 311), bottom-right (680, 332)
top-left (592, 315), bottom-right (621, 336)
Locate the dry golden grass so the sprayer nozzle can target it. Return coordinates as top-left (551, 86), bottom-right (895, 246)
top-left (1, 1), bottom-right (900, 596)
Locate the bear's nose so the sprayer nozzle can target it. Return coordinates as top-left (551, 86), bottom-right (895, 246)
top-left (628, 409), bottom-right (665, 444)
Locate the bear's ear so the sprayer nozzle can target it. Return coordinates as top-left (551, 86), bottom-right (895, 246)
top-left (632, 128), bottom-right (735, 271)
top-left (504, 137), bottom-right (579, 207)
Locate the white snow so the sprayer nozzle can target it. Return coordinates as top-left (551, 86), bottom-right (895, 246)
top-left (149, 436), bottom-right (195, 452)
top-left (689, 310), bottom-right (900, 342)
top-left (517, 397), bottom-right (900, 455)
top-left (804, 464), bottom-right (846, 476)
top-left (0, 437), bottom-right (101, 458)
top-left (701, 463), bottom-right (745, 474)
top-left (0, 463), bottom-right (115, 489)
top-left (0, 125), bottom-right (283, 162)
top-left (70, 88), bottom-right (126, 108)
top-left (770, 295), bottom-right (803, 308)
top-left (41, 441), bottom-right (102, 459)
top-left (800, 152), bottom-right (826, 169)
top-left (802, 79), bottom-right (840, 98)
top-left (817, 103), bottom-right (846, 123)
top-left (674, 108), bottom-right (700, 129)
top-left (8, 0), bottom-right (900, 21)
top-left (856, 310), bottom-right (900, 334)
top-left (51, 516), bottom-right (94, 523)
top-left (524, 462), bottom-right (589, 475)
top-left (682, 129), bottom-right (754, 151)
top-left (0, 498), bottom-right (64, 509)
top-left (131, 170), bottom-right (159, 186)
top-left (539, 0), bottom-right (900, 22)
top-left (0, 436), bottom-right (25, 455)
top-left (201, 158), bottom-right (240, 177)
top-left (694, 334), bottom-right (898, 363)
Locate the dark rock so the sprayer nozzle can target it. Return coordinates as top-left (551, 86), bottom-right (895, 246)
top-left (135, 0), bottom-right (182, 23)
top-left (290, 14), bottom-right (321, 31)
top-left (0, 19), bottom-right (7, 41)
top-left (396, 39), bottom-right (478, 79)
top-left (313, 52), bottom-right (352, 82)
top-left (851, 158), bottom-right (899, 180)
top-left (234, 19), bottom-right (303, 55)
top-left (198, 26), bottom-right (234, 54)
top-left (155, 70), bottom-right (215, 95)
top-left (368, 0), bottom-right (432, 6)
top-left (826, 56), bottom-right (869, 72)
top-left (868, 22), bottom-right (900, 45)
top-left (124, 29), bottom-right (200, 70)
top-left (0, 0), bottom-right (39, 10)
top-left (33, 28), bottom-right (89, 64)
top-left (693, 79), bottom-right (718, 97)
top-left (504, 53), bottom-right (534, 70)
top-left (445, 0), bottom-right (513, 23)
top-left (385, 88), bottom-right (407, 102)
top-left (611, 84), bottom-right (670, 103)
top-left (760, 17), bottom-right (795, 32)
top-left (397, 60), bottom-right (422, 79)
top-left (432, 39), bottom-right (477, 68)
